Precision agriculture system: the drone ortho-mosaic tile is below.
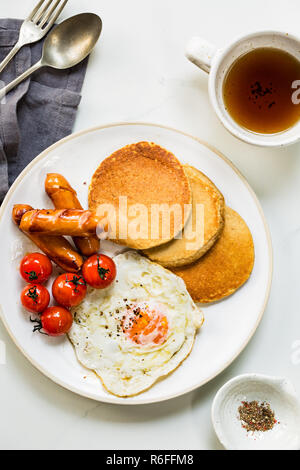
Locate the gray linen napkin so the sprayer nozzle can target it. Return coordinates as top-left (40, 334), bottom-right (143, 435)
top-left (0, 18), bottom-right (88, 202)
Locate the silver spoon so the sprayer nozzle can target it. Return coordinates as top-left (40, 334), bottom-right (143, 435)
top-left (0, 13), bottom-right (102, 100)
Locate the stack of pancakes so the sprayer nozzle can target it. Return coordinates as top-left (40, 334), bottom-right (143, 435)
top-left (89, 142), bottom-right (254, 303)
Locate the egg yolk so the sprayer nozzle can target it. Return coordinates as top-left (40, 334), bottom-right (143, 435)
top-left (122, 305), bottom-right (168, 346)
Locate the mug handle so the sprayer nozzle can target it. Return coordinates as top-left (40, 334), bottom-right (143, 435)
top-left (185, 37), bottom-right (217, 73)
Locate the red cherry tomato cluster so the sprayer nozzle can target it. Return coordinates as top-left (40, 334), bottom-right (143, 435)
top-left (19, 252), bottom-right (117, 337)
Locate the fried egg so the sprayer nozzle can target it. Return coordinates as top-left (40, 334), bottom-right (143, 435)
top-left (69, 251), bottom-right (203, 397)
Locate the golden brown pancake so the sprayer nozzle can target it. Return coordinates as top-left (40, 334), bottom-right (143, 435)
top-left (89, 142), bottom-right (192, 250)
top-left (171, 207), bottom-right (254, 303)
top-left (143, 165), bottom-right (225, 267)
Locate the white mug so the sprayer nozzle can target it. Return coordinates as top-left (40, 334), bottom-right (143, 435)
top-left (186, 31), bottom-right (300, 147)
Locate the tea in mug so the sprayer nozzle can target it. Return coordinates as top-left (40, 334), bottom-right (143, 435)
top-left (223, 47), bottom-right (300, 134)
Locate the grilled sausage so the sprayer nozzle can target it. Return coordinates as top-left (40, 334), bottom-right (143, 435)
top-left (19, 208), bottom-right (108, 238)
top-left (12, 204), bottom-right (83, 272)
top-left (45, 174), bottom-right (100, 256)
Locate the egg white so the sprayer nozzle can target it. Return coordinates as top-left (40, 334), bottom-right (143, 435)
top-left (69, 251), bottom-right (203, 397)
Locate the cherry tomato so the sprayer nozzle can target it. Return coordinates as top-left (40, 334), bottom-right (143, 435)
top-left (52, 273), bottom-right (87, 308)
top-left (36, 306), bottom-right (73, 337)
top-left (21, 284), bottom-right (50, 314)
top-left (20, 253), bottom-right (52, 284)
top-left (82, 254), bottom-right (116, 289)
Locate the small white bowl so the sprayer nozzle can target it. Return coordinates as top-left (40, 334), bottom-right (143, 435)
top-left (212, 374), bottom-right (300, 450)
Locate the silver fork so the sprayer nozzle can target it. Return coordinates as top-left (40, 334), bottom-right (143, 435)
top-left (0, 0), bottom-right (68, 74)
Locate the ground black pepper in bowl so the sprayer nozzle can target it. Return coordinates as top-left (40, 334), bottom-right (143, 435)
top-left (238, 401), bottom-right (278, 432)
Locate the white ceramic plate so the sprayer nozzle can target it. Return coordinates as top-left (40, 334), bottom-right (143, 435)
top-left (0, 123), bottom-right (272, 405)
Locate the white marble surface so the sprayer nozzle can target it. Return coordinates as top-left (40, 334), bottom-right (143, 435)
top-left (1, 0), bottom-right (300, 450)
